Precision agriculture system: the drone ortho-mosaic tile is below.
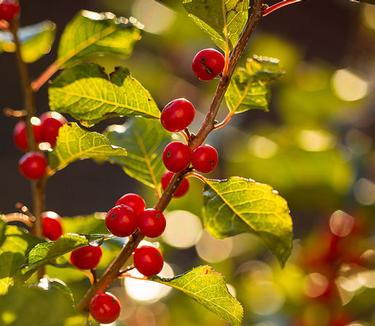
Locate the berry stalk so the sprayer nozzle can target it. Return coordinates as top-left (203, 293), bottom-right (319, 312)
top-left (77, 0), bottom-right (264, 312)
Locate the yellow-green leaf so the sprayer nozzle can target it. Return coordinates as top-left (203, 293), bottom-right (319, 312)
top-left (49, 64), bottom-right (160, 126)
top-left (202, 177), bottom-right (293, 266)
top-left (21, 234), bottom-right (89, 276)
top-left (0, 21), bottom-right (56, 63)
top-left (225, 56), bottom-right (284, 113)
top-left (183, 0), bottom-right (249, 50)
top-left (49, 123), bottom-right (127, 173)
top-left (151, 265), bottom-right (243, 325)
top-left (58, 10), bottom-right (142, 67)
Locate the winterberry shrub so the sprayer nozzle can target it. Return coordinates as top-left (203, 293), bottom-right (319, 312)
top-left (3, 0), bottom-right (370, 325)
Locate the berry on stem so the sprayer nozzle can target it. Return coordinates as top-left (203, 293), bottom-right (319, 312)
top-left (133, 245), bottom-right (164, 276)
top-left (115, 193), bottom-right (145, 216)
top-left (138, 209), bottom-right (166, 238)
top-left (18, 151), bottom-right (47, 180)
top-left (13, 118), bottom-right (42, 151)
top-left (161, 171), bottom-right (189, 197)
top-left (105, 205), bottom-right (137, 237)
top-left (191, 144), bottom-right (218, 173)
top-left (40, 112), bottom-right (67, 147)
top-left (192, 48), bottom-right (225, 81)
top-left (0, 0), bottom-right (20, 22)
top-left (162, 141), bottom-right (191, 173)
top-left (161, 98), bottom-right (196, 132)
top-left (42, 211), bottom-right (63, 241)
top-left (70, 245), bottom-right (102, 270)
top-left (89, 292), bottom-right (121, 324)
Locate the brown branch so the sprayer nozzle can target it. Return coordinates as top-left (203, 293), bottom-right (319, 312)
top-left (9, 18), bottom-right (36, 151)
top-left (10, 18), bottom-right (46, 279)
top-left (77, 0), bottom-right (264, 312)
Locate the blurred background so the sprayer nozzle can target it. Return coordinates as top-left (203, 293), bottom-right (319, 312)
top-left (1, 0), bottom-right (375, 325)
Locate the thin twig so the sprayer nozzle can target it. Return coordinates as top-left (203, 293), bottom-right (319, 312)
top-left (213, 112), bottom-right (234, 130)
top-left (118, 265), bottom-right (135, 276)
top-left (262, 0), bottom-right (302, 17)
top-left (77, 0), bottom-right (264, 311)
top-left (31, 61), bottom-right (60, 92)
top-left (3, 107), bottom-right (27, 118)
top-left (10, 17), bottom-right (46, 279)
top-left (90, 269), bottom-right (98, 284)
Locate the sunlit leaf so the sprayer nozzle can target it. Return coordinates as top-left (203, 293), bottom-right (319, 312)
top-left (106, 118), bottom-right (172, 189)
top-left (0, 222), bottom-right (42, 295)
top-left (152, 265), bottom-right (243, 325)
top-left (202, 177), bottom-right (293, 266)
top-left (21, 234), bottom-right (89, 276)
top-left (61, 213), bottom-right (107, 235)
top-left (0, 21), bottom-right (56, 63)
top-left (183, 0), bottom-right (249, 50)
top-left (49, 123), bottom-right (127, 173)
top-left (49, 64), bottom-right (160, 126)
top-left (58, 10), bottom-right (143, 67)
top-left (0, 283), bottom-right (76, 324)
top-left (225, 55), bottom-right (283, 113)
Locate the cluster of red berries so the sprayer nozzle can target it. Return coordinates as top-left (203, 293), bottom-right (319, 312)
top-left (105, 193), bottom-right (165, 276)
top-left (67, 193), bottom-right (165, 323)
top-left (0, 0), bottom-right (19, 22)
top-left (14, 112), bottom-right (67, 180)
top-left (159, 48), bottom-right (224, 197)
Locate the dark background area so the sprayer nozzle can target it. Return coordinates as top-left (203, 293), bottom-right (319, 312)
top-left (0, 0), bottom-right (363, 224)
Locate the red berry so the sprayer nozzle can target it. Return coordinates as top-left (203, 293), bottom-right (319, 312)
top-left (40, 112), bottom-right (67, 147)
top-left (161, 98), bottom-right (196, 132)
top-left (105, 205), bottom-right (137, 237)
top-left (138, 209), bottom-right (166, 238)
top-left (161, 171), bottom-right (189, 197)
top-left (0, 0), bottom-right (20, 21)
top-left (18, 152), bottom-right (47, 180)
top-left (13, 118), bottom-right (42, 151)
top-left (115, 193), bottom-right (145, 216)
top-left (70, 245), bottom-right (102, 270)
top-left (162, 141), bottom-right (191, 173)
top-left (133, 246), bottom-right (164, 276)
top-left (42, 211), bottom-right (63, 241)
top-left (191, 144), bottom-right (218, 173)
top-left (89, 292), bottom-right (121, 324)
top-left (192, 48), bottom-right (225, 81)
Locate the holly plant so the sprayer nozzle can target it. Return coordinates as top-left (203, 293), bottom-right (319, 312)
top-left (0, 0), bottom-right (372, 325)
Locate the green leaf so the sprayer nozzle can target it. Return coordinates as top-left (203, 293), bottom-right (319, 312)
top-left (106, 118), bottom-right (172, 189)
top-left (61, 213), bottom-right (107, 235)
top-left (225, 55), bottom-right (284, 114)
top-left (0, 21), bottom-right (56, 63)
top-left (0, 223), bottom-right (42, 295)
top-left (49, 123), bottom-right (127, 173)
top-left (151, 265), bottom-right (243, 325)
top-left (202, 177), bottom-right (293, 266)
top-left (49, 64), bottom-right (161, 126)
top-left (21, 234), bottom-right (89, 276)
top-left (183, 0), bottom-right (249, 50)
top-left (58, 10), bottom-right (143, 67)
top-left (0, 283), bottom-right (76, 325)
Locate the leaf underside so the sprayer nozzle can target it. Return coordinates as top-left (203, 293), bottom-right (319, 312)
top-left (183, 0), bottom-right (249, 50)
top-left (106, 118), bottom-right (172, 189)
